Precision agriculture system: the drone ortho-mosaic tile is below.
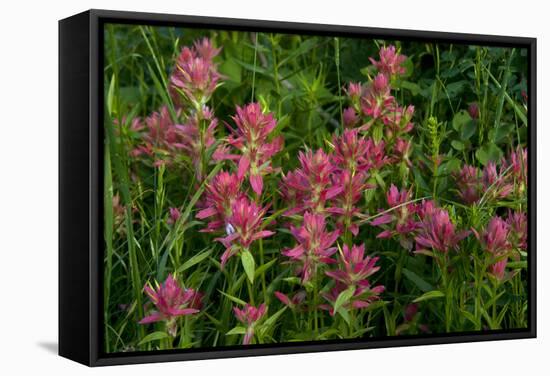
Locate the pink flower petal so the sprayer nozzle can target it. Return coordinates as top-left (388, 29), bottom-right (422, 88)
top-left (250, 174), bottom-right (264, 195)
top-left (196, 207), bottom-right (217, 219)
top-left (237, 156), bottom-right (250, 179)
top-left (138, 312), bottom-right (162, 324)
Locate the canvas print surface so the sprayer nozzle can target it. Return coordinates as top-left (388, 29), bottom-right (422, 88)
top-left (103, 22), bottom-right (529, 354)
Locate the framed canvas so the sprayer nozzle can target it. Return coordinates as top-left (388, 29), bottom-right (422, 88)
top-left (59, 9), bottom-right (536, 366)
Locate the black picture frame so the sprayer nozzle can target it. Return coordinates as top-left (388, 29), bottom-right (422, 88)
top-left (59, 9), bottom-right (537, 367)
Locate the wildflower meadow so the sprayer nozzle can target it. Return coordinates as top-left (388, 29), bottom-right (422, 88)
top-left (103, 23), bottom-right (529, 353)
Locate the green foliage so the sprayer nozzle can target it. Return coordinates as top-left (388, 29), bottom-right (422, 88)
top-left (103, 24), bottom-right (529, 353)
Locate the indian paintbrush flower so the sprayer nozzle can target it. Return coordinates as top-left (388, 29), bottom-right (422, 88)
top-left (474, 216), bottom-right (511, 255)
top-left (196, 171), bottom-right (244, 233)
top-left (393, 137), bottom-right (413, 166)
top-left (328, 170), bottom-right (371, 236)
top-left (482, 162), bottom-right (514, 201)
top-left (365, 139), bottom-right (389, 170)
top-left (174, 106), bottom-right (219, 180)
top-left (506, 210), bottom-right (527, 251)
top-left (274, 290), bottom-right (307, 311)
top-left (139, 274), bottom-right (200, 337)
top-left (167, 207), bottom-right (181, 225)
top-left (343, 107), bottom-right (359, 127)
top-left (281, 149), bottom-right (342, 215)
top-left (371, 184), bottom-right (419, 249)
top-left (217, 103), bottom-right (283, 196)
top-left (415, 207), bottom-right (470, 255)
top-left (453, 165), bottom-right (482, 205)
top-left (170, 38), bottom-right (221, 107)
top-left (473, 216), bottom-right (512, 281)
top-left (360, 75), bottom-right (395, 121)
top-left (369, 45), bottom-right (407, 78)
top-left (502, 146), bottom-right (528, 195)
top-left (320, 281), bottom-right (385, 315)
top-left (215, 196), bottom-right (274, 267)
top-left (382, 104), bottom-right (415, 138)
top-left (325, 243), bottom-right (381, 286)
top-left (331, 129), bottom-right (373, 174)
top-left (233, 303), bottom-right (267, 345)
top-left (132, 106), bottom-right (183, 164)
top-left (404, 303), bottom-right (419, 322)
top-left (282, 212), bottom-right (340, 282)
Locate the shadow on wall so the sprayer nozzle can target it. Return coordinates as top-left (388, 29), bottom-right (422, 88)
top-left (37, 342), bottom-right (58, 355)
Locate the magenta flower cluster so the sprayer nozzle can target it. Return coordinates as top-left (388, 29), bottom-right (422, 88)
top-left (118, 37), bottom-right (529, 347)
top-left (453, 146), bottom-right (527, 205)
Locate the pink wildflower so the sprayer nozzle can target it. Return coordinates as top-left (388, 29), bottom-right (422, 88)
top-left (506, 210), bottom-right (527, 251)
top-left (489, 259), bottom-right (508, 281)
top-left (167, 207), bottom-right (181, 225)
top-left (282, 212), bottom-right (340, 282)
top-left (274, 291), bottom-right (306, 310)
top-left (482, 162), bottom-right (514, 201)
top-left (346, 82), bottom-right (363, 102)
top-left (453, 165), bottom-right (481, 204)
top-left (132, 106), bottom-right (183, 163)
top-left (473, 216), bottom-right (512, 281)
top-left (473, 216), bottom-right (511, 255)
top-left (170, 38), bottom-right (221, 106)
top-left (415, 208), bottom-right (470, 255)
top-left (360, 74), bottom-right (394, 121)
top-left (392, 137), bottom-right (413, 166)
top-left (502, 146), bottom-right (528, 195)
top-left (383, 104), bottom-right (414, 138)
top-left (369, 45), bottom-right (407, 78)
top-left (331, 129), bottom-right (372, 173)
top-left (218, 103), bottom-right (283, 195)
top-left (233, 303), bottom-right (267, 345)
top-left (328, 170), bottom-right (371, 236)
top-left (174, 106), bottom-right (218, 180)
top-left (325, 244), bottom-right (381, 286)
top-left (279, 170), bottom-right (308, 211)
top-left (281, 149), bottom-right (342, 215)
top-left (365, 138), bottom-right (389, 169)
top-left (371, 184), bottom-right (419, 249)
top-left (417, 199), bottom-right (437, 221)
top-left (343, 107), bottom-right (359, 127)
top-left (196, 171), bottom-right (244, 233)
top-left (139, 274), bottom-right (200, 336)
top-left (321, 281), bottom-right (385, 315)
top-left (215, 197), bottom-right (274, 267)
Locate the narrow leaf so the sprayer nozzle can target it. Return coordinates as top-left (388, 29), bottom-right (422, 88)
top-left (226, 326), bottom-right (247, 336)
top-left (241, 249), bottom-right (256, 284)
top-left (138, 331), bottom-right (169, 346)
top-left (333, 286), bottom-right (356, 315)
top-left (413, 290), bottom-right (445, 303)
top-left (177, 248), bottom-right (214, 274)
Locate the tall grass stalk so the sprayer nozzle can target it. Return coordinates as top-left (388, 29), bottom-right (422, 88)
top-left (104, 112), bottom-right (145, 343)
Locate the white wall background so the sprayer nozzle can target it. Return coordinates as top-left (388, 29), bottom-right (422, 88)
top-left (0, 0), bottom-right (547, 374)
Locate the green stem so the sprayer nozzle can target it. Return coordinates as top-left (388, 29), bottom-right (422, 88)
top-left (334, 37), bottom-right (343, 127)
top-left (313, 279), bottom-right (319, 338)
top-left (440, 253), bottom-right (451, 332)
top-left (474, 256), bottom-right (482, 330)
top-left (251, 32), bottom-right (258, 102)
top-left (259, 239), bottom-right (267, 303)
top-left (247, 278), bottom-right (255, 306)
top-left (270, 34), bottom-right (282, 115)
top-left (492, 281), bottom-right (498, 326)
